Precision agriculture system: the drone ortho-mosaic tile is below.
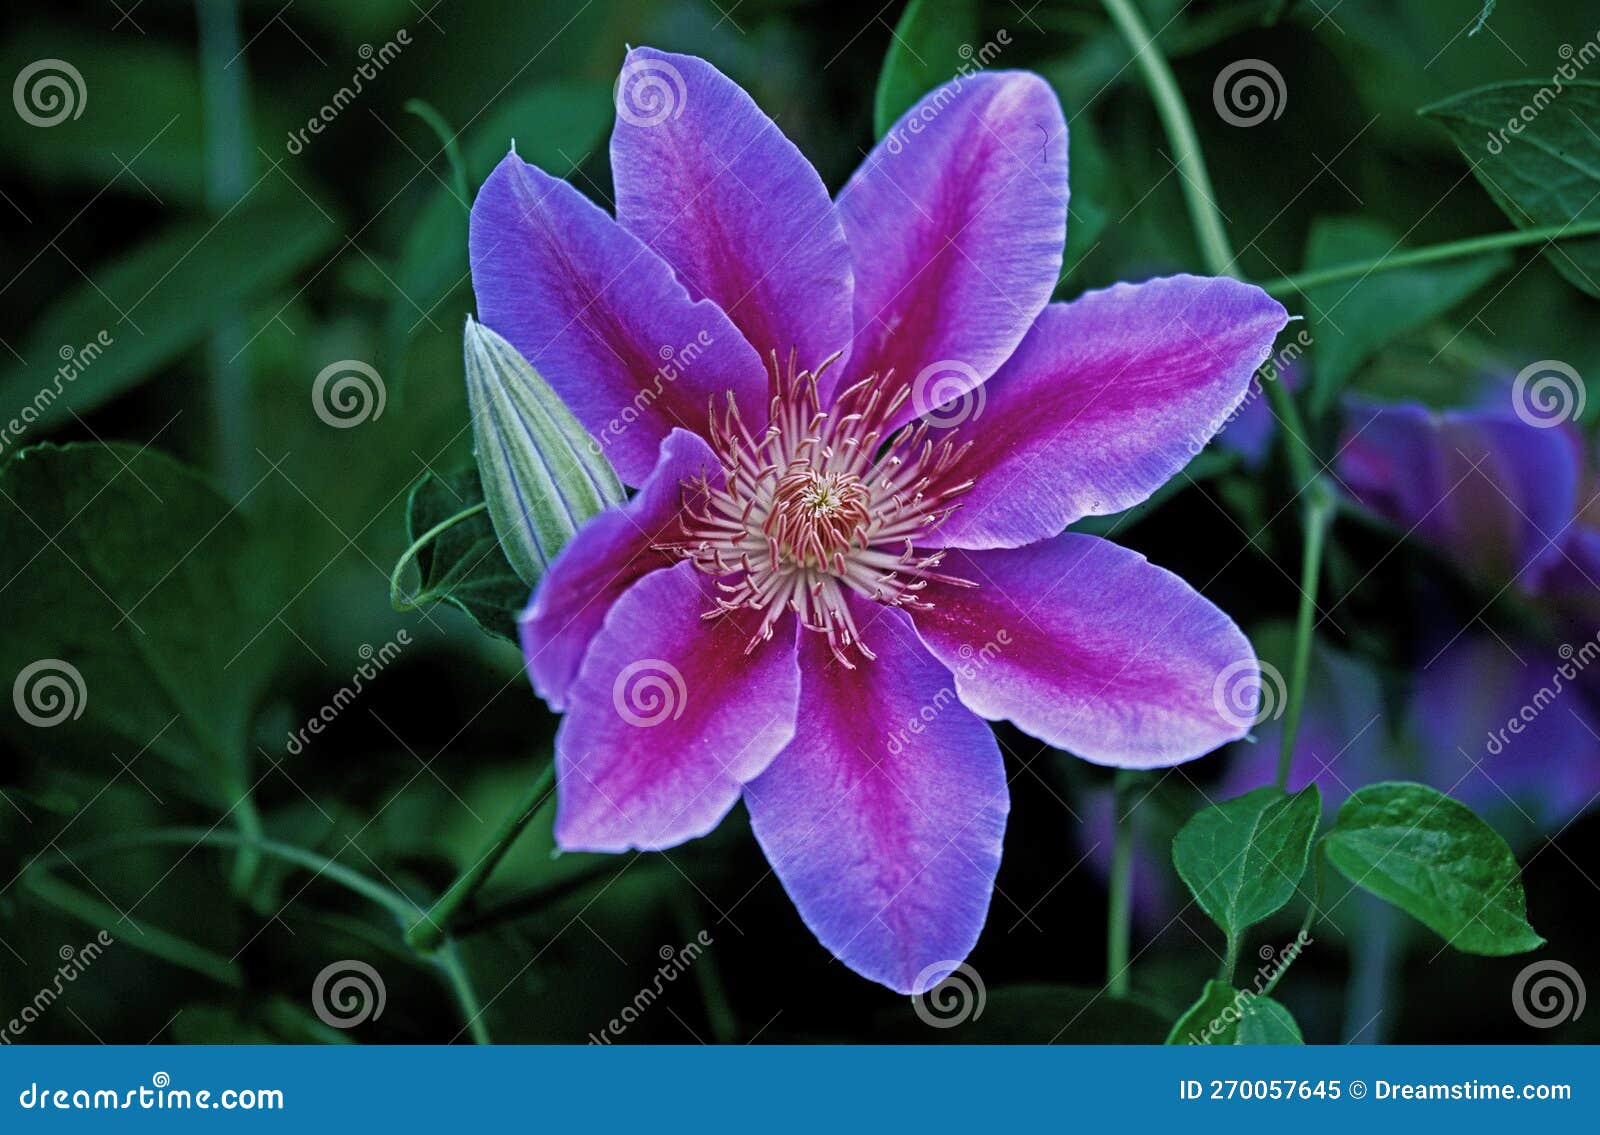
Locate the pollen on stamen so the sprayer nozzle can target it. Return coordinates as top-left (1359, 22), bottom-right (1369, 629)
top-left (663, 349), bottom-right (976, 666)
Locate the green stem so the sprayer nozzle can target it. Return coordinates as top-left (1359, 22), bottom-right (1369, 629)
top-left (1106, 769), bottom-right (1136, 997)
top-left (389, 500), bottom-right (489, 611)
top-left (436, 940), bottom-right (492, 1044)
top-left (405, 762), bottom-right (556, 953)
top-left (37, 828), bottom-right (418, 921)
top-left (25, 867), bottom-right (243, 988)
top-left (1277, 486), bottom-right (1335, 790)
top-left (1259, 220), bottom-right (1600, 296)
top-left (1260, 845), bottom-right (1325, 998)
top-left (671, 889), bottom-right (737, 1042)
top-left (1218, 933), bottom-right (1240, 984)
top-left (1100, 0), bottom-right (1233, 276)
top-left (405, 99), bottom-right (471, 209)
top-left (229, 791), bottom-right (264, 899)
top-left (196, 0), bottom-right (253, 499)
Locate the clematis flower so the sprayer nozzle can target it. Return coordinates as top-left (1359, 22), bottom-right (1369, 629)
top-left (468, 47), bottom-right (1288, 992)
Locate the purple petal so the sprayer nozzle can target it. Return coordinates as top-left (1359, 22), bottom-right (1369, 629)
top-left (470, 150), bottom-right (766, 485)
top-left (611, 47), bottom-right (853, 376)
top-left (744, 602), bottom-right (1007, 994)
top-left (1217, 361), bottom-right (1303, 469)
top-left (553, 561), bottom-right (800, 852)
top-left (932, 276), bottom-right (1288, 548)
top-left (1337, 401), bottom-right (1579, 585)
top-left (833, 72), bottom-right (1066, 421)
top-left (1410, 634), bottom-right (1600, 842)
top-left (519, 429), bottom-right (720, 712)
top-left (912, 535), bottom-right (1253, 768)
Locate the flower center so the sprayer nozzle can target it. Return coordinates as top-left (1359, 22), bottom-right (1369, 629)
top-left (668, 351), bottom-right (975, 666)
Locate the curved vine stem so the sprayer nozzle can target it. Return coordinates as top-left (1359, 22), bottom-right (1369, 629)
top-left (389, 500), bottom-right (488, 612)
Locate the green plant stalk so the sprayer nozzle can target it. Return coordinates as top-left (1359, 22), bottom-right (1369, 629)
top-left (37, 828), bottom-right (418, 921)
top-left (406, 762), bottom-right (556, 953)
top-left (405, 99), bottom-right (471, 209)
top-left (1259, 220), bottom-right (1600, 296)
top-left (196, 0), bottom-right (253, 499)
top-left (1101, 0), bottom-right (1336, 805)
top-left (436, 940), bottom-right (492, 1044)
top-left (1106, 769), bottom-right (1136, 997)
top-left (1277, 487), bottom-right (1335, 790)
top-left (1100, 0), bottom-right (1233, 276)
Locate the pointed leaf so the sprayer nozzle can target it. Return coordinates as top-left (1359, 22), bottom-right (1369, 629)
top-left (1167, 980), bottom-right (1304, 1045)
top-left (1324, 781), bottom-right (1544, 955)
top-left (1422, 81), bottom-right (1600, 299)
top-left (399, 465), bottom-right (525, 642)
top-left (873, 0), bottom-right (982, 138)
top-left (1172, 784), bottom-right (1322, 938)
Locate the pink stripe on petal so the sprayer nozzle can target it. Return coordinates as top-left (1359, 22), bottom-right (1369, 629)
top-left (553, 561), bottom-right (801, 853)
top-left (913, 535), bottom-right (1254, 768)
top-left (745, 601), bottom-right (1007, 994)
top-left (834, 72), bottom-right (1066, 422)
top-left (520, 429), bottom-right (721, 712)
top-left (470, 151), bottom-right (765, 485)
top-left (612, 47), bottom-right (854, 377)
top-left (933, 276), bottom-right (1289, 549)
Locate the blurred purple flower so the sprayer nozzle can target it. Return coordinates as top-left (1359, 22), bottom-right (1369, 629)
top-left (1337, 400), bottom-right (1579, 585)
top-left (469, 47), bottom-right (1287, 992)
top-left (1410, 635), bottom-right (1600, 846)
